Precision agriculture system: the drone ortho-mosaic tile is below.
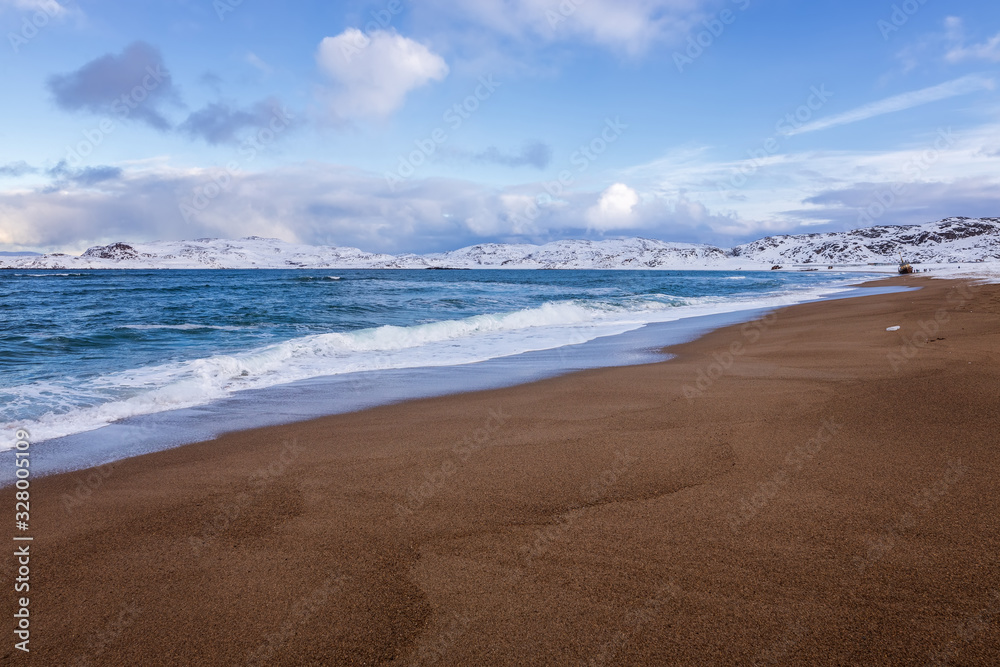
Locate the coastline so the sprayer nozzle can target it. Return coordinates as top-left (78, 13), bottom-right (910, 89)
top-left (4, 276), bottom-right (906, 482)
top-left (6, 276), bottom-right (1000, 664)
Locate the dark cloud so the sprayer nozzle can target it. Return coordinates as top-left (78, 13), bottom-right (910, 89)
top-left (0, 165), bottom-right (498, 253)
top-left (472, 141), bottom-right (552, 169)
top-left (48, 161), bottom-right (123, 185)
top-left (179, 98), bottom-right (289, 145)
top-left (47, 41), bottom-right (176, 130)
top-left (0, 163), bottom-right (746, 254)
top-left (72, 166), bottom-right (124, 185)
top-left (0, 161), bottom-right (36, 177)
top-left (46, 45), bottom-right (295, 146)
top-left (797, 179), bottom-right (1000, 230)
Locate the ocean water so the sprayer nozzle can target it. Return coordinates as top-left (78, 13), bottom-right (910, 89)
top-left (1, 269), bottom-right (878, 450)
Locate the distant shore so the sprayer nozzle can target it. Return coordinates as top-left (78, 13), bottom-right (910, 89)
top-left (7, 275), bottom-right (1000, 664)
top-left (2, 217), bottom-right (998, 271)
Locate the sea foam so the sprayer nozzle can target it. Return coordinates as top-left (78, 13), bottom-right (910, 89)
top-left (0, 276), bottom-right (865, 447)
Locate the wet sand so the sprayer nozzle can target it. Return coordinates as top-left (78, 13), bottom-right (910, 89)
top-left (5, 276), bottom-right (1000, 665)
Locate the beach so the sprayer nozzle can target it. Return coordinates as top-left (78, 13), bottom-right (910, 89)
top-left (6, 275), bottom-right (999, 665)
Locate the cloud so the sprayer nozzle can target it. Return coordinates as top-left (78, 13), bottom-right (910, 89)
top-left (0, 160), bottom-right (121, 186)
top-left (316, 29), bottom-right (448, 119)
top-left (472, 141), bottom-right (552, 169)
top-left (0, 164), bottom-right (488, 252)
top-left (783, 74), bottom-right (995, 136)
top-left (71, 166), bottom-right (122, 185)
top-left (943, 17), bottom-right (1000, 63)
top-left (47, 45), bottom-right (292, 146)
top-left (7, 120), bottom-right (1000, 253)
top-left (0, 0), bottom-right (68, 15)
top-left (0, 161), bottom-right (738, 253)
top-left (180, 98), bottom-right (291, 145)
top-left (245, 52), bottom-right (273, 76)
top-left (427, 0), bottom-right (712, 55)
top-left (624, 119), bottom-right (1000, 238)
top-left (47, 161), bottom-right (122, 185)
top-left (47, 41), bottom-right (177, 130)
top-left (799, 178), bottom-right (1000, 229)
top-left (586, 183), bottom-right (640, 230)
top-left (895, 17), bottom-right (1000, 73)
top-left (0, 161), bottom-right (36, 177)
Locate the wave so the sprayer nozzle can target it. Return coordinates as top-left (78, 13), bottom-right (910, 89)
top-left (14, 273), bottom-right (87, 277)
top-left (0, 280), bottom-right (860, 446)
top-left (118, 324), bottom-right (245, 331)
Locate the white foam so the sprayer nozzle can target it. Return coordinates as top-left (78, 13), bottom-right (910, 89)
top-left (0, 278), bottom-right (867, 446)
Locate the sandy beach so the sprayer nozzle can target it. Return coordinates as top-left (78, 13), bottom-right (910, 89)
top-left (5, 276), bottom-right (999, 665)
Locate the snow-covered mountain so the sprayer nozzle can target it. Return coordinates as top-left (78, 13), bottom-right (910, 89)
top-left (426, 238), bottom-right (730, 269)
top-left (732, 217), bottom-right (1000, 265)
top-left (3, 217), bottom-right (998, 271)
top-left (3, 237), bottom-right (427, 270)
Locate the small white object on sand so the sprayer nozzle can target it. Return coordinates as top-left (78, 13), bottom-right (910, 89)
top-left (886, 326), bottom-right (900, 331)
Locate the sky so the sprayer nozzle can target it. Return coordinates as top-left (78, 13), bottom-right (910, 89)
top-left (1, 0), bottom-right (999, 254)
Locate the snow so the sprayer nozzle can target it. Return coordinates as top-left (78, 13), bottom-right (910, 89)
top-left (731, 217), bottom-right (1000, 266)
top-left (3, 217), bottom-right (999, 277)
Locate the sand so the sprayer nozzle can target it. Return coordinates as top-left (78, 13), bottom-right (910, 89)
top-left (4, 276), bottom-right (999, 665)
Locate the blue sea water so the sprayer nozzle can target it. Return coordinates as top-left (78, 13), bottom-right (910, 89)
top-left (1, 268), bottom-right (880, 453)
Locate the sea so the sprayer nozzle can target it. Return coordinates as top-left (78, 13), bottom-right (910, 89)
top-left (1, 268), bottom-right (891, 478)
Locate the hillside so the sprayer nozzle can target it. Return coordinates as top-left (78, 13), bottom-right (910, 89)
top-left (3, 217), bottom-right (997, 270)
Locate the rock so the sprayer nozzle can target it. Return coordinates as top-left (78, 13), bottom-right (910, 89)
top-left (81, 242), bottom-right (141, 260)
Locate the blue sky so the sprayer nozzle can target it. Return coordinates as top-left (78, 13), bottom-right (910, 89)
top-left (1, 0), bottom-right (999, 253)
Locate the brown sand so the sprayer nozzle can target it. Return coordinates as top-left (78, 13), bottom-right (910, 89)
top-left (4, 276), bottom-right (1000, 665)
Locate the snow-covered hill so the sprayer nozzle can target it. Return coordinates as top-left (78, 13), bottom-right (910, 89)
top-left (3, 237), bottom-right (428, 270)
top-left (427, 238), bottom-right (730, 269)
top-left (3, 217), bottom-right (998, 271)
top-left (732, 217), bottom-right (1000, 265)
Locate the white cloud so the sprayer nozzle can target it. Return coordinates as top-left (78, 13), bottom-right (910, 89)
top-left (245, 52), bottom-right (273, 76)
top-left (0, 161), bottom-right (737, 253)
top-left (432, 0), bottom-right (711, 55)
top-left (783, 74), bottom-right (994, 136)
top-left (586, 183), bottom-right (640, 230)
top-left (316, 29), bottom-right (448, 119)
top-left (7, 121), bottom-right (1000, 254)
top-left (896, 17), bottom-right (1000, 73)
top-left (627, 121), bottom-right (1000, 235)
top-left (943, 17), bottom-right (1000, 63)
top-left (0, 0), bottom-right (68, 15)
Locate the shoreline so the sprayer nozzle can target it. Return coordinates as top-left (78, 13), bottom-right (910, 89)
top-left (5, 278), bottom-right (908, 483)
top-left (6, 276), bottom-right (1000, 664)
